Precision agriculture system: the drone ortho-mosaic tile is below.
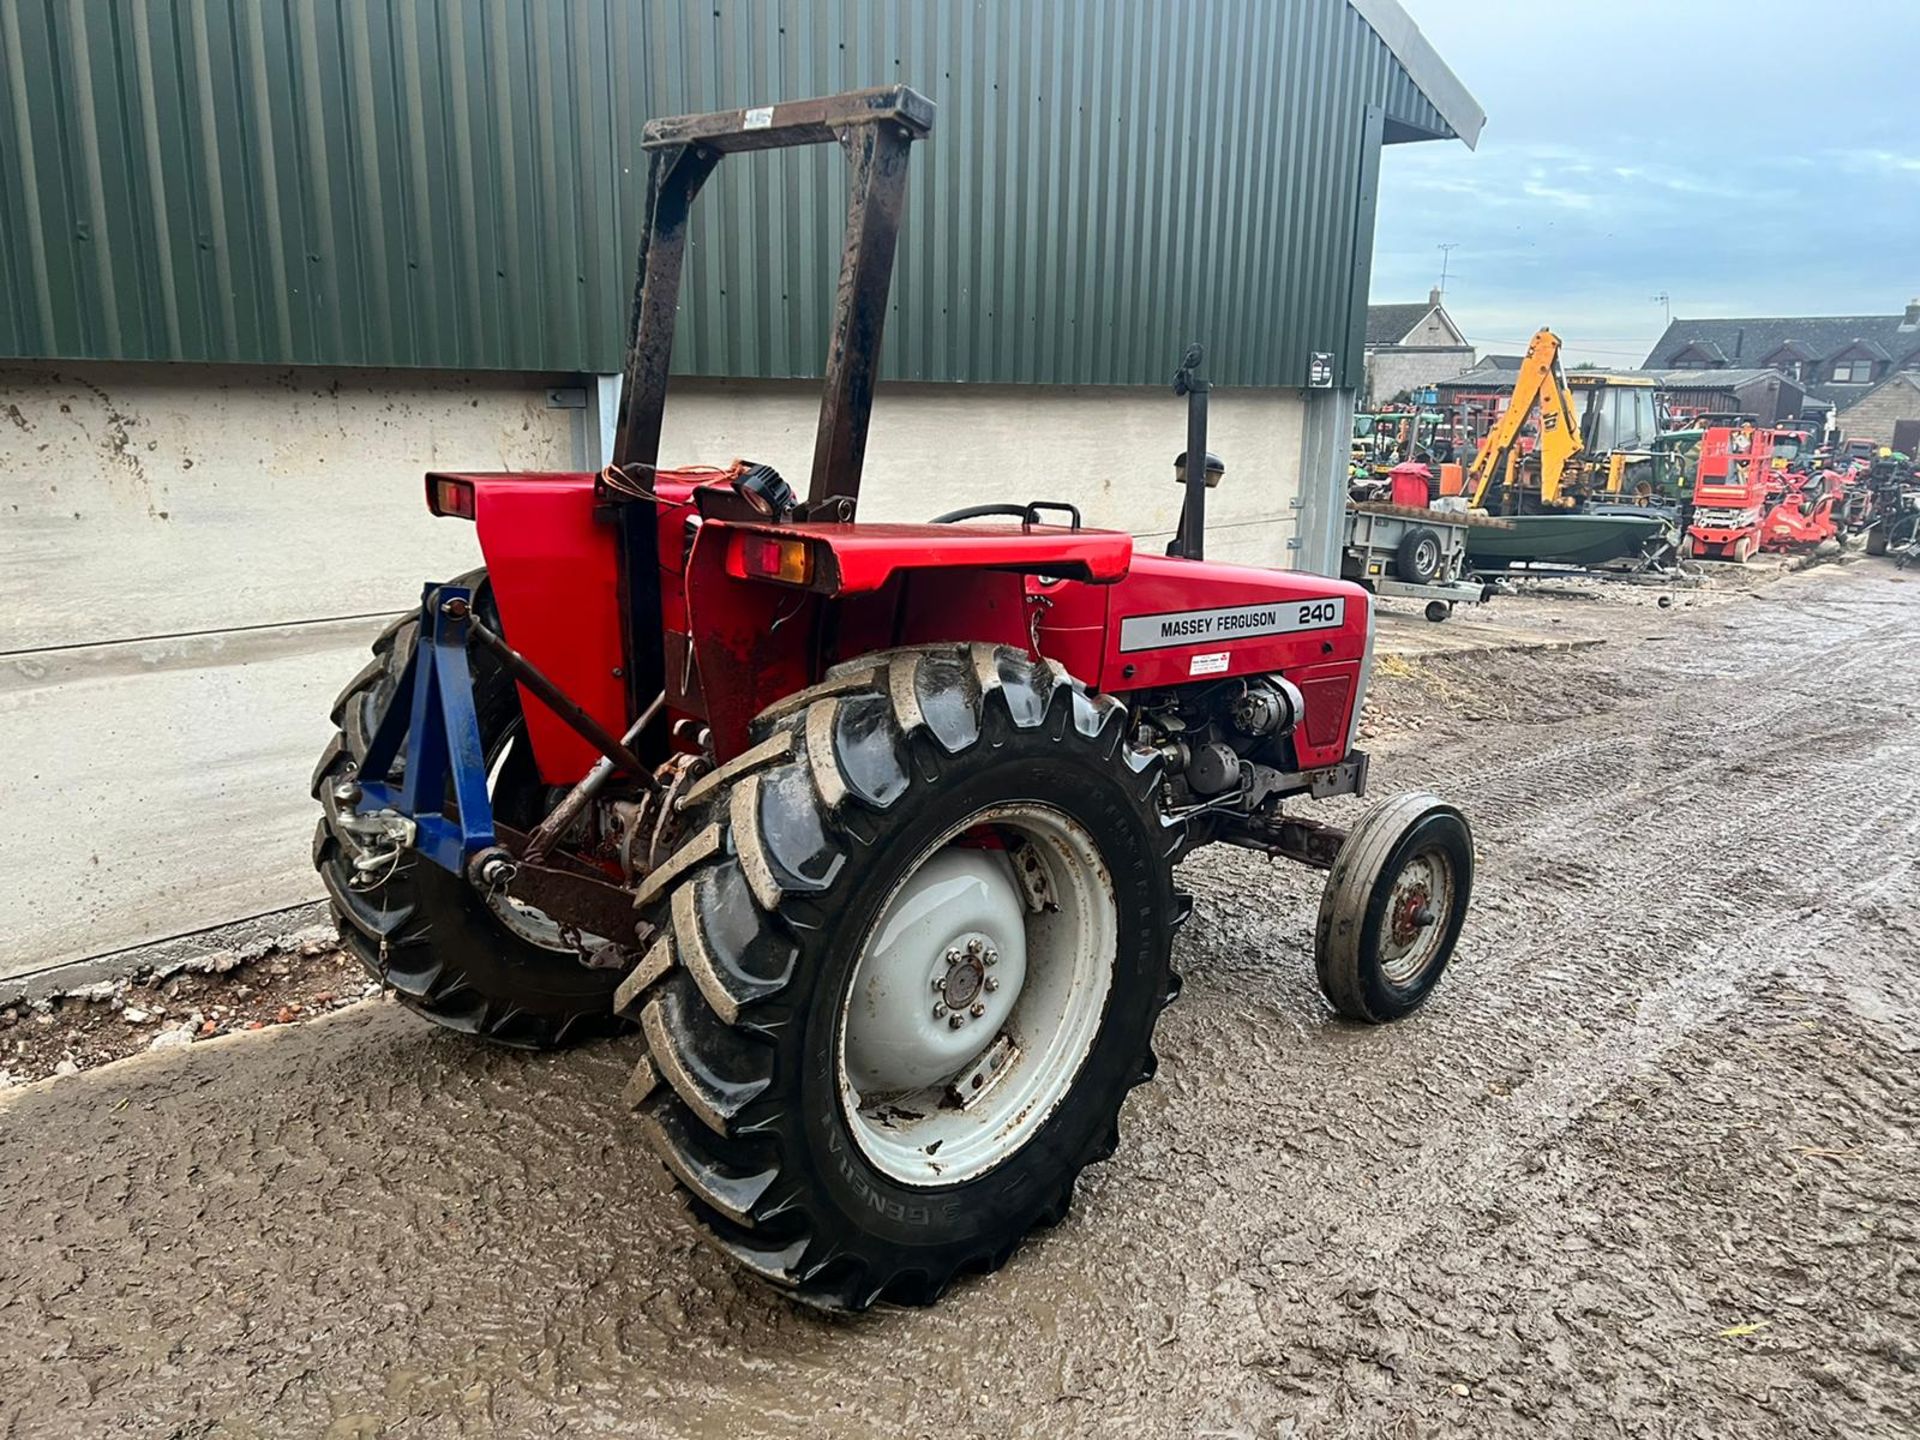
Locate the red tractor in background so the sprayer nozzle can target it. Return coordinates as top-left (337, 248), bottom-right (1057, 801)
top-left (314, 88), bottom-right (1473, 1310)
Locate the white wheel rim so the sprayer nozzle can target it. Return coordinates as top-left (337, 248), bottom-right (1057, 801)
top-left (1378, 846), bottom-right (1456, 986)
top-left (836, 803), bottom-right (1118, 1187)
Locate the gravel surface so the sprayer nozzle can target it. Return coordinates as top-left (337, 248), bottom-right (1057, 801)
top-left (0, 937), bottom-right (375, 1086)
top-left (2, 560), bottom-right (1917, 1438)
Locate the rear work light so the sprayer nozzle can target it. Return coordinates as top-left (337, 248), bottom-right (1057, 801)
top-left (427, 475), bottom-right (476, 520)
top-left (736, 533), bottom-right (815, 586)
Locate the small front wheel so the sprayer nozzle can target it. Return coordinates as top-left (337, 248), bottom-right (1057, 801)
top-left (1423, 600), bottom-right (1453, 623)
top-left (1314, 792), bottom-right (1472, 1023)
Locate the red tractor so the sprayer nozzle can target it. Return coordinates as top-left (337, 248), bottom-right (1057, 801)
top-left (314, 88), bottom-right (1473, 1310)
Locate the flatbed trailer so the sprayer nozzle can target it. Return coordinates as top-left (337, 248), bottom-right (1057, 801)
top-left (1343, 501), bottom-right (1501, 621)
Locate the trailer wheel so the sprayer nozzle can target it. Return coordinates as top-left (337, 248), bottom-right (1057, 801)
top-left (616, 644), bottom-right (1183, 1310)
top-left (1423, 600), bottom-right (1452, 623)
top-left (1314, 792), bottom-right (1472, 1024)
top-left (310, 570), bottom-right (627, 1048)
top-left (1396, 527), bottom-right (1443, 585)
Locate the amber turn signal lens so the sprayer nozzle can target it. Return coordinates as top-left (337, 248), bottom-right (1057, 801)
top-left (737, 533), bottom-right (814, 586)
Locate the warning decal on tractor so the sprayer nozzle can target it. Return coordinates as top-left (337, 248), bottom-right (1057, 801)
top-left (1118, 597), bottom-right (1345, 653)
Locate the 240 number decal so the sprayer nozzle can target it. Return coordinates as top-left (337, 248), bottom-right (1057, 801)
top-left (1298, 601), bottom-right (1339, 625)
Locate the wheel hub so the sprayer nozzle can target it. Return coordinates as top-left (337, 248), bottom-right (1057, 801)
top-left (933, 936), bottom-right (998, 1019)
top-left (843, 852), bottom-right (1028, 1094)
top-left (1378, 850), bottom-right (1455, 986)
top-left (1390, 885), bottom-right (1435, 946)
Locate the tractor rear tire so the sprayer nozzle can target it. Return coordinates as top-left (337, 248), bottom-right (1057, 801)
top-left (1314, 792), bottom-right (1472, 1024)
top-left (310, 570), bottom-right (628, 1049)
top-left (615, 644), bottom-right (1183, 1310)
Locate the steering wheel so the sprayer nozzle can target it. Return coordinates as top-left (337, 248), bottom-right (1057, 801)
top-left (929, 500), bottom-right (1084, 530)
top-left (929, 503), bottom-right (1038, 523)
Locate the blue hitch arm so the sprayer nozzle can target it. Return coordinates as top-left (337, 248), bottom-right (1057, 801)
top-left (353, 583), bottom-right (496, 874)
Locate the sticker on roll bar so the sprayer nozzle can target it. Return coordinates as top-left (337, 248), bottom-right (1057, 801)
top-left (1119, 597), bottom-right (1346, 652)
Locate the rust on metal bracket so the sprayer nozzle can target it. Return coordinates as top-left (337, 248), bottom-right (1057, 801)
top-left (1218, 814), bottom-right (1349, 871)
top-left (489, 825), bottom-right (641, 945)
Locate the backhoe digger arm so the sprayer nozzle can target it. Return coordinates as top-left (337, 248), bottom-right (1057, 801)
top-left (1467, 327), bottom-right (1586, 509)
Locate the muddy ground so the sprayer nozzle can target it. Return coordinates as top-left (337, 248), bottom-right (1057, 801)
top-left (2, 559), bottom-right (1917, 1439)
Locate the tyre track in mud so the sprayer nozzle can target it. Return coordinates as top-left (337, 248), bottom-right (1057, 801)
top-left (1154, 565), bottom-right (1920, 1434)
top-left (1180, 574), bottom-right (1920, 1228)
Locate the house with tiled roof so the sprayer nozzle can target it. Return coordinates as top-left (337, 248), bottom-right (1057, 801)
top-left (1643, 301), bottom-right (1920, 439)
top-left (1363, 289), bottom-right (1472, 406)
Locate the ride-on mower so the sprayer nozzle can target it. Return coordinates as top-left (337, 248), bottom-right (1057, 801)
top-left (315, 87), bottom-right (1473, 1310)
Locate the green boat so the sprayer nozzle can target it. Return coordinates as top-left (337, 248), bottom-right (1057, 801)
top-left (1465, 510), bottom-right (1673, 569)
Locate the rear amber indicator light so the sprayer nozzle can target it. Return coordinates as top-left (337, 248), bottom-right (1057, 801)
top-left (737, 533), bottom-right (814, 586)
top-left (427, 476), bottom-right (476, 519)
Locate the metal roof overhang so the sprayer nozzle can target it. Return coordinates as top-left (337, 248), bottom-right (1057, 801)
top-left (1347, 0), bottom-right (1486, 149)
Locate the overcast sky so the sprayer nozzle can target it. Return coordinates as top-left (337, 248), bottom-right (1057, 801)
top-left (1372, 1), bottom-right (1920, 367)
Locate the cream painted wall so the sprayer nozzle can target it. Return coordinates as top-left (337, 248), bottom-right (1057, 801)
top-left (0, 362), bottom-right (568, 652)
top-left (659, 378), bottom-right (1306, 568)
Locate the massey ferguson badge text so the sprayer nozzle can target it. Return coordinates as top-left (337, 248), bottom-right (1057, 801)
top-left (1157, 608), bottom-right (1277, 640)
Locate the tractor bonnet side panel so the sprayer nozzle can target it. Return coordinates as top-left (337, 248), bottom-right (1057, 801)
top-left (1100, 555), bottom-right (1371, 768)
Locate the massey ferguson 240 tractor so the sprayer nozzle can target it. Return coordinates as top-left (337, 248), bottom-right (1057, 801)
top-left (315, 87), bottom-right (1473, 1310)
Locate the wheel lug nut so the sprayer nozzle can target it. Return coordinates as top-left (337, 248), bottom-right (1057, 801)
top-left (933, 976), bottom-right (947, 992)
top-left (932, 1003), bottom-right (948, 1019)
top-left (966, 938), bottom-right (982, 957)
top-left (945, 947), bottom-right (961, 965)
top-left (948, 1014), bottom-right (966, 1029)
top-left (984, 975), bottom-right (999, 993)
top-left (970, 1002), bottom-right (986, 1018)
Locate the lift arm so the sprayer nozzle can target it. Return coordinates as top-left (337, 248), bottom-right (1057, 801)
top-left (1466, 327), bottom-right (1586, 509)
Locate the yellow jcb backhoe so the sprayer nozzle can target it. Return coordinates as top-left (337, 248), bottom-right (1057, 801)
top-left (1466, 328), bottom-right (1659, 513)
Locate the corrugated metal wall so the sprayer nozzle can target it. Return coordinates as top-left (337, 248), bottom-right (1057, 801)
top-left (0, 0), bottom-right (1453, 387)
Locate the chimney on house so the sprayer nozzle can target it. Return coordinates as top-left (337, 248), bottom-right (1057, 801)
top-left (1429, 286), bottom-right (1443, 307)
top-left (1902, 297), bottom-right (1920, 330)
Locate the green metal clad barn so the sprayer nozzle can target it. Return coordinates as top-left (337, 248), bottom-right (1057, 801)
top-left (1, 0), bottom-right (1478, 388)
top-left (0, 1), bottom-right (1479, 980)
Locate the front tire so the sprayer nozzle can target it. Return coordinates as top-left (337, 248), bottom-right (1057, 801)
top-left (1314, 792), bottom-right (1472, 1023)
top-left (616, 644), bottom-right (1183, 1310)
top-left (310, 572), bottom-right (627, 1048)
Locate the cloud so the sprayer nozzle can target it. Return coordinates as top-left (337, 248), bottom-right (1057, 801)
top-left (1372, 0), bottom-right (1920, 366)
top-left (1520, 178), bottom-right (1597, 211)
top-left (1834, 149), bottom-right (1920, 177)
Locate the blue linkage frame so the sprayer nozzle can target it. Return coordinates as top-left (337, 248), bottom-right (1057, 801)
top-left (353, 583), bottom-right (496, 873)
